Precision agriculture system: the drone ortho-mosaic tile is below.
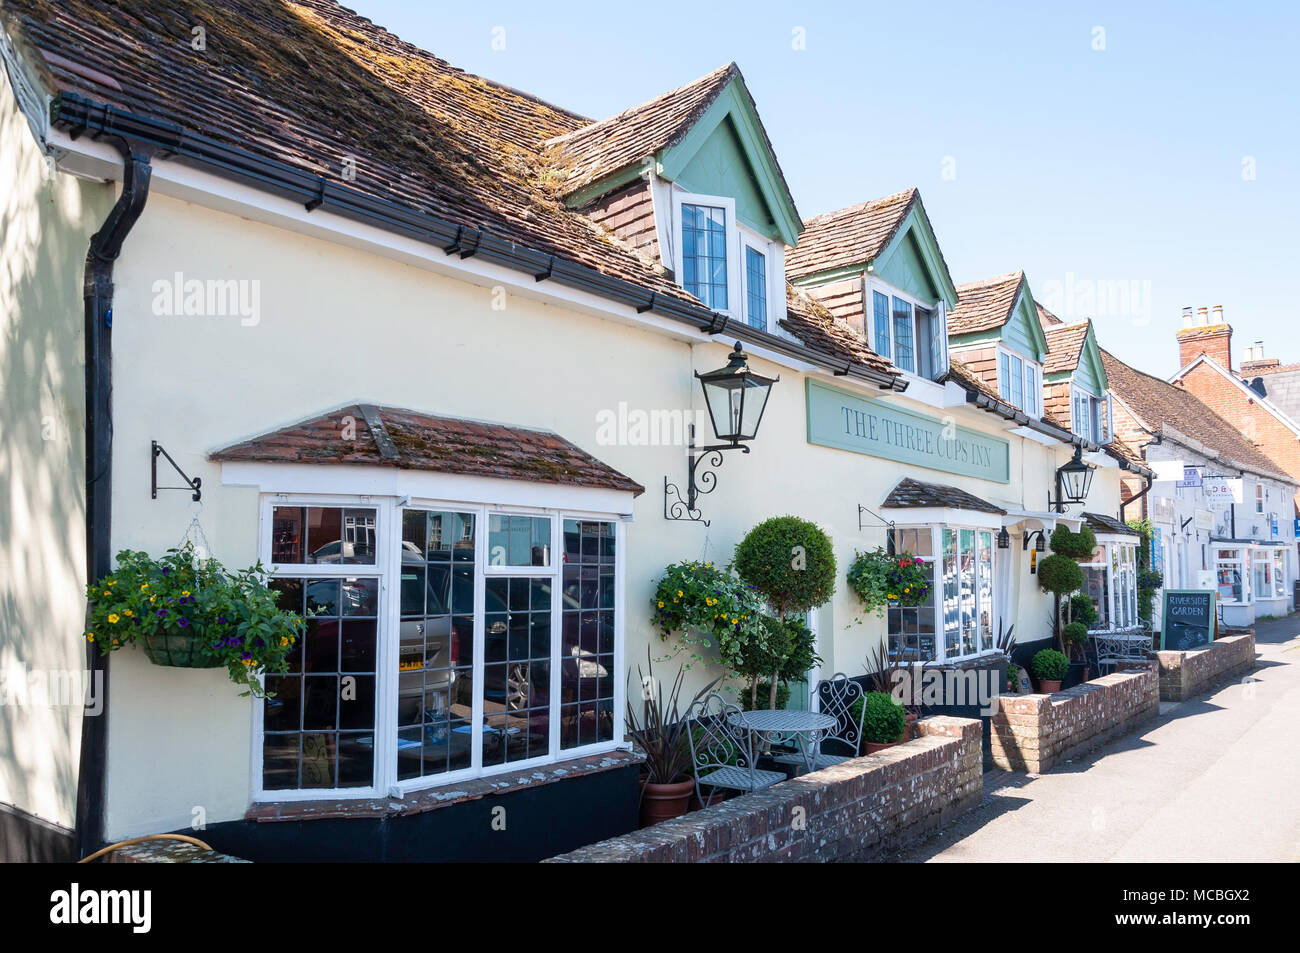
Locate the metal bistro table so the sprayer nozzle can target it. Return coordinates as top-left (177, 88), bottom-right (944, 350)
top-left (726, 708), bottom-right (839, 776)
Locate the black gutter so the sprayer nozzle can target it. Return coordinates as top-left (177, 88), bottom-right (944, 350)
top-left (50, 94), bottom-right (905, 393)
top-left (962, 388), bottom-right (1098, 452)
top-left (74, 135), bottom-right (152, 859)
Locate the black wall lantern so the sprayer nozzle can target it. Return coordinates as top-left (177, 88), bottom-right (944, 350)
top-left (1022, 529), bottom-right (1047, 552)
top-left (996, 527), bottom-right (1011, 549)
top-left (1048, 447), bottom-right (1096, 513)
top-left (665, 342), bottom-right (778, 526)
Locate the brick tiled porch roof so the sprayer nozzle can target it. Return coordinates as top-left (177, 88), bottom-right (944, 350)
top-left (210, 404), bottom-right (644, 495)
top-left (882, 478), bottom-right (1007, 515)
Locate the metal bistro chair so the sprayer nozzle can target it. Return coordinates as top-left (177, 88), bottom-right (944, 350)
top-left (686, 693), bottom-right (784, 808)
top-left (773, 673), bottom-right (865, 775)
top-left (1093, 625), bottom-right (1154, 674)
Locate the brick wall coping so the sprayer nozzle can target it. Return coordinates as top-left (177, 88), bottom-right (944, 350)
top-left (545, 715), bottom-right (982, 863)
top-left (246, 749), bottom-right (643, 823)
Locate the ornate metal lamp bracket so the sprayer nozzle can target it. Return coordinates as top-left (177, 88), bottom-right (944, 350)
top-left (664, 424), bottom-right (746, 527)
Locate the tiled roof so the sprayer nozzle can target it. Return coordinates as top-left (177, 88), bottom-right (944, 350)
top-left (2, 1), bottom-right (895, 380)
top-left (1241, 361), bottom-right (1300, 377)
top-left (785, 189), bottom-right (917, 281)
top-left (881, 477), bottom-right (1007, 515)
top-left (210, 404), bottom-right (645, 495)
top-left (544, 63), bottom-right (766, 201)
top-left (948, 271), bottom-right (1025, 336)
top-left (780, 286), bottom-right (898, 375)
top-left (1035, 301), bottom-right (1066, 327)
top-left (1101, 349), bottom-right (1292, 481)
top-left (1042, 321), bottom-right (1091, 375)
top-left (1104, 434), bottom-right (1147, 470)
top-left (1082, 512), bottom-right (1139, 536)
top-left (944, 358), bottom-right (1003, 404)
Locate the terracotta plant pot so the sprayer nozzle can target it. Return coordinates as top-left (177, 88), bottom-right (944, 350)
top-left (1038, 679), bottom-right (1062, 694)
top-left (141, 627), bottom-right (222, 669)
top-left (640, 779), bottom-right (694, 828)
top-left (864, 740), bottom-right (900, 754)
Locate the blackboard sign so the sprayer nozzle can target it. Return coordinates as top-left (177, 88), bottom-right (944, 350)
top-left (1160, 590), bottom-right (1216, 650)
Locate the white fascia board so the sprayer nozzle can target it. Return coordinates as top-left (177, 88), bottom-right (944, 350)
top-left (1084, 451), bottom-right (1118, 468)
top-left (1010, 426), bottom-right (1060, 447)
top-left (882, 507), bottom-right (1004, 528)
top-left (219, 462), bottom-right (638, 518)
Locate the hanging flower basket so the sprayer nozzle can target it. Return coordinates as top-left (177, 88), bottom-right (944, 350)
top-left (847, 548), bottom-right (932, 617)
top-left (140, 626), bottom-right (222, 669)
top-left (85, 544), bottom-right (306, 696)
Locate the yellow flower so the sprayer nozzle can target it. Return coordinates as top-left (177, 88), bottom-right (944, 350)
top-left (241, 659), bottom-right (255, 667)
top-left (149, 595), bottom-right (156, 603)
top-left (677, 590), bottom-right (683, 598)
top-left (280, 637), bottom-right (289, 647)
top-left (108, 614), bottom-right (120, 624)
top-left (182, 590), bottom-right (191, 597)
top-left (107, 579), bottom-right (116, 587)
top-left (102, 590), bottom-right (112, 597)
top-left (657, 601), bottom-right (664, 608)
top-left (123, 610), bottom-right (134, 617)
top-left (140, 583), bottom-right (149, 591)
top-left (731, 617), bottom-right (738, 624)
top-left (86, 633), bottom-right (95, 642)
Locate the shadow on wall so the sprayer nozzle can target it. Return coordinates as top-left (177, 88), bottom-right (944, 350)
top-left (0, 70), bottom-right (115, 829)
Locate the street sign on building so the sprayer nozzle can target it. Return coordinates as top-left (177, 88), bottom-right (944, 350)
top-left (1177, 466), bottom-right (1203, 488)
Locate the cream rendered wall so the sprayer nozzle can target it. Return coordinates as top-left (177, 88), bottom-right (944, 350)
top-left (0, 68), bottom-right (115, 828)
top-left (100, 190), bottom-right (1120, 837)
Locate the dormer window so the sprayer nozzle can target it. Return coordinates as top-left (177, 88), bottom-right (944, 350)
top-left (997, 346), bottom-right (1042, 417)
top-left (869, 283), bottom-right (947, 382)
top-left (1072, 386), bottom-right (1112, 443)
top-left (669, 188), bottom-right (783, 333)
top-left (681, 203), bottom-right (729, 309)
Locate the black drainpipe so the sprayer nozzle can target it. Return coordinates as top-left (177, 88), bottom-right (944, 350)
top-left (74, 138), bottom-right (152, 859)
top-left (1119, 472), bottom-right (1153, 523)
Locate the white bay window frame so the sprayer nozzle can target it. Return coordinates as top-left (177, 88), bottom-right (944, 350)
top-left (1079, 536), bottom-right (1139, 632)
top-left (997, 344), bottom-right (1042, 417)
top-left (1071, 385), bottom-right (1112, 444)
top-left (241, 477), bottom-right (629, 804)
top-left (887, 515), bottom-right (998, 664)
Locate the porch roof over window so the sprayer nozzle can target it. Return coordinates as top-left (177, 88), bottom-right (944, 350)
top-left (1082, 512), bottom-right (1140, 536)
top-left (210, 404), bottom-right (645, 496)
top-left (882, 478), bottom-right (1007, 516)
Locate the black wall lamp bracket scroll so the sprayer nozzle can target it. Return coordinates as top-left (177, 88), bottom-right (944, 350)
top-left (857, 504), bottom-right (895, 534)
top-left (152, 441), bottom-right (201, 502)
top-left (664, 424), bottom-right (747, 527)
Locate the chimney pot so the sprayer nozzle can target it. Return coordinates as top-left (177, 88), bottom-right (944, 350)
top-left (1213, 304), bottom-right (1225, 324)
top-left (1197, 306), bottom-right (1210, 326)
top-left (1182, 306), bottom-right (1194, 328)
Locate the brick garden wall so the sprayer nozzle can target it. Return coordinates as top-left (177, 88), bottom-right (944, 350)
top-left (544, 716), bottom-right (982, 863)
top-left (990, 668), bottom-right (1160, 774)
top-left (1152, 632), bottom-right (1256, 702)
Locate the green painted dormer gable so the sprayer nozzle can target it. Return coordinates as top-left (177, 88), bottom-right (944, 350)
top-left (947, 271), bottom-right (1048, 362)
top-left (1043, 319), bottom-right (1109, 394)
top-left (786, 190), bottom-right (958, 310)
top-left (553, 64), bottom-right (802, 246)
top-left (658, 77), bottom-right (801, 245)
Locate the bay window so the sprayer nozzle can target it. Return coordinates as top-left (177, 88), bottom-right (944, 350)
top-left (887, 523), bottom-right (996, 663)
top-left (258, 499), bottom-right (623, 799)
top-left (868, 282), bottom-right (946, 382)
top-left (1252, 546), bottom-right (1288, 601)
top-left (1080, 537), bottom-right (1139, 631)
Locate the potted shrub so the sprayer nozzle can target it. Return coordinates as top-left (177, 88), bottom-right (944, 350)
top-left (733, 516), bottom-right (836, 710)
top-left (625, 651), bottom-right (719, 827)
top-left (1030, 648), bottom-right (1070, 693)
top-left (1037, 553), bottom-right (1085, 654)
top-left (853, 690), bottom-right (908, 753)
top-left (1062, 620), bottom-right (1092, 682)
top-left (84, 545), bottom-right (305, 697)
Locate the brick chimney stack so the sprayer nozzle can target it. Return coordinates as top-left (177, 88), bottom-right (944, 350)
top-left (1177, 303), bottom-right (1232, 370)
top-left (1241, 339), bottom-right (1281, 372)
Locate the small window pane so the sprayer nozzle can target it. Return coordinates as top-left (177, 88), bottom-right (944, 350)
top-left (272, 506), bottom-right (377, 565)
top-left (682, 204), bottom-right (728, 310)
top-left (873, 291), bottom-right (891, 359)
top-left (745, 246), bottom-right (767, 329)
top-left (892, 297), bottom-right (914, 372)
top-left (488, 515), bottom-right (551, 567)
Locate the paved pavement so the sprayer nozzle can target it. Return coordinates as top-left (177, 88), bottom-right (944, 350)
top-left (897, 615), bottom-right (1300, 863)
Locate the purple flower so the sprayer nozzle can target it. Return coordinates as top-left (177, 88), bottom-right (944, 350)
top-left (156, 609), bottom-right (168, 618)
top-left (178, 617), bottom-right (189, 628)
top-left (217, 616), bottom-right (227, 625)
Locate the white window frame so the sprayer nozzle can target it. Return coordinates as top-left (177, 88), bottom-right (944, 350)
top-left (888, 520), bottom-right (999, 665)
top-left (250, 493), bottom-right (627, 803)
top-left (1214, 547), bottom-right (1251, 606)
top-left (740, 233), bottom-right (772, 332)
top-left (1255, 484), bottom-right (1265, 514)
top-left (1071, 385), bottom-right (1110, 443)
top-left (1080, 536), bottom-right (1139, 632)
top-left (669, 188), bottom-right (784, 330)
top-left (996, 345), bottom-right (1043, 417)
top-left (865, 277), bottom-right (948, 383)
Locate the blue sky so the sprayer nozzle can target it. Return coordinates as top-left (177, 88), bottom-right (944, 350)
top-left (351, 1), bottom-right (1298, 377)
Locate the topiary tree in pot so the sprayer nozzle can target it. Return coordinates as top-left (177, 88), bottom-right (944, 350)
top-left (734, 516), bottom-right (836, 710)
top-left (1038, 553), bottom-right (1084, 654)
